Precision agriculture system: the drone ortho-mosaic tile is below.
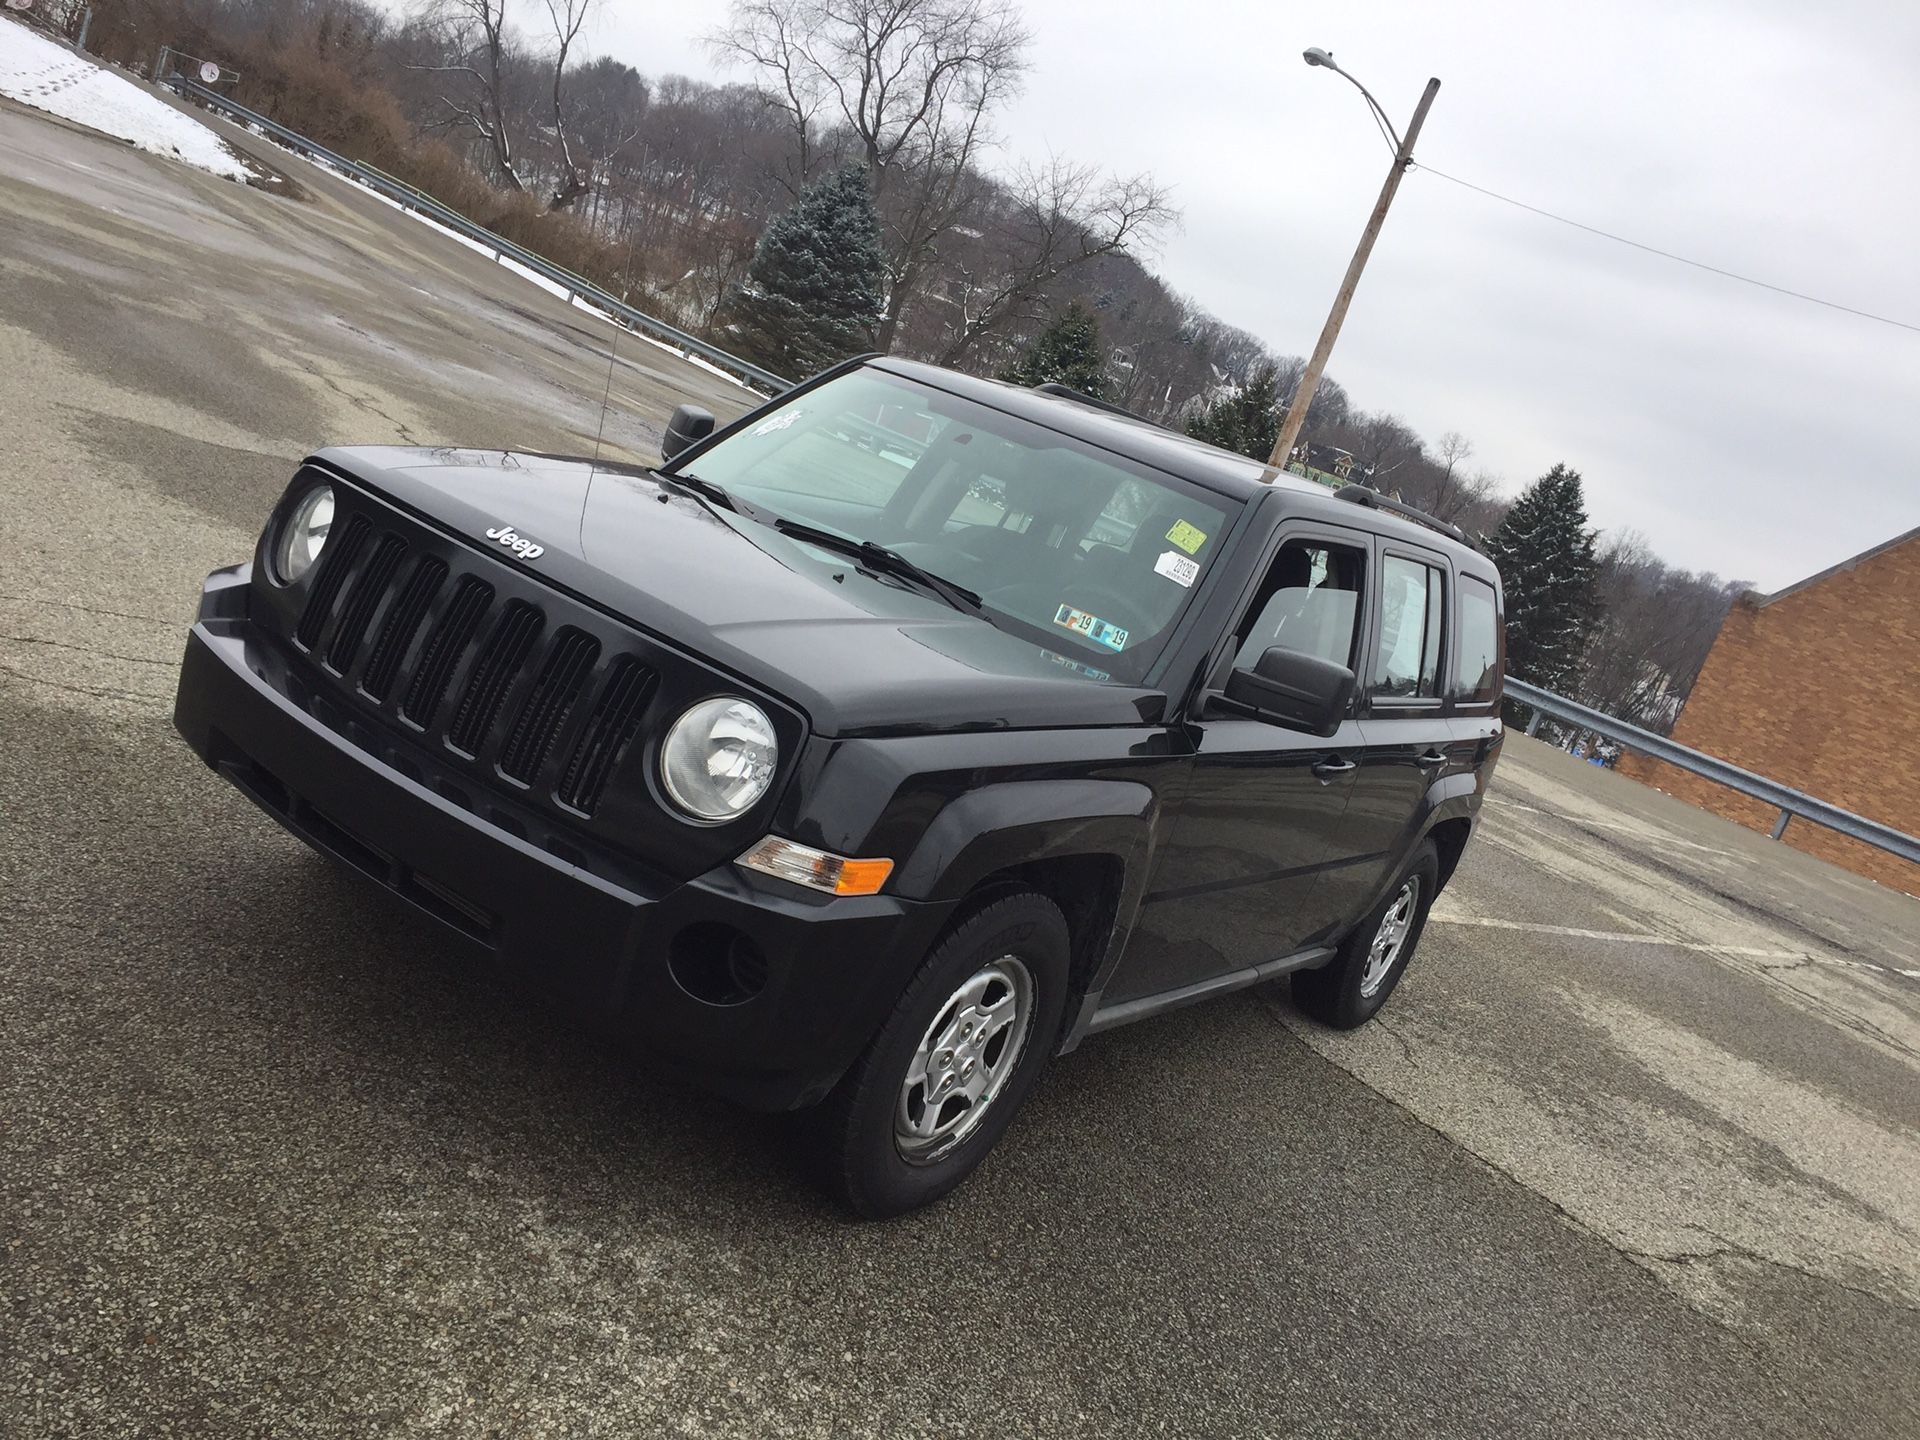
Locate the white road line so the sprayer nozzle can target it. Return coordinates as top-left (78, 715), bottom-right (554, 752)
top-left (1485, 794), bottom-right (1736, 858)
top-left (1427, 913), bottom-right (1920, 978)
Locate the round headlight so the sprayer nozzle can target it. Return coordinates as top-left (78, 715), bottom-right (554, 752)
top-left (277, 485), bottom-right (335, 584)
top-left (660, 698), bottom-right (778, 822)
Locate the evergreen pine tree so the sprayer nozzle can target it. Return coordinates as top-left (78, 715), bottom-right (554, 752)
top-left (725, 165), bottom-right (884, 376)
top-left (1184, 365), bottom-right (1280, 461)
top-left (998, 302), bottom-right (1109, 398)
top-left (1485, 463), bottom-right (1600, 700)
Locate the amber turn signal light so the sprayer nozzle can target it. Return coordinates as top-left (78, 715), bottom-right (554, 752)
top-left (736, 837), bottom-right (894, 896)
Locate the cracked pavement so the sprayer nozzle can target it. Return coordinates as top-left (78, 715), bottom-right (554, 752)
top-left (3, 93), bottom-right (1919, 1438)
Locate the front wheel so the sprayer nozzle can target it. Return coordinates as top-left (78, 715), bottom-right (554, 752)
top-left (1292, 840), bottom-right (1440, 1029)
top-left (818, 890), bottom-right (1070, 1219)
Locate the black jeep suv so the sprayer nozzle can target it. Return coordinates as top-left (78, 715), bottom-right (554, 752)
top-left (173, 356), bottom-right (1505, 1217)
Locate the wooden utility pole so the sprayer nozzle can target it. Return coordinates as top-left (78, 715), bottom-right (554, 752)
top-left (1267, 77), bottom-right (1441, 473)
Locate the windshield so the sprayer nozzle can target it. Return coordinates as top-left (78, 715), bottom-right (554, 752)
top-left (672, 369), bottom-right (1235, 683)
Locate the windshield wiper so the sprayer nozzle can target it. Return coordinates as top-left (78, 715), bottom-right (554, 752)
top-left (656, 469), bottom-right (759, 519)
top-left (772, 519), bottom-right (983, 615)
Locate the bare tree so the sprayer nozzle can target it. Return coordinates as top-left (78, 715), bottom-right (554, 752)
top-left (932, 160), bottom-right (1175, 364)
top-left (540, 0), bottom-right (598, 209)
top-left (410, 0), bottom-right (526, 191)
top-left (1430, 430), bottom-right (1473, 518)
top-left (1446, 470), bottom-right (1509, 539)
top-left (1105, 289), bottom-right (1207, 418)
top-left (565, 58), bottom-right (649, 225)
top-left (1273, 356), bottom-right (1350, 440)
top-left (712, 0), bottom-right (1030, 349)
top-left (1574, 531), bottom-right (1746, 731)
top-left (1330, 412), bottom-right (1425, 485)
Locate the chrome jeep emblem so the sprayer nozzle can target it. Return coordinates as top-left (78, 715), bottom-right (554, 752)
top-left (484, 523), bottom-right (545, 560)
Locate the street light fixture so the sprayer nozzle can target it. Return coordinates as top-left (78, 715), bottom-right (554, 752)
top-left (1267, 55), bottom-right (1441, 474)
top-left (1302, 49), bottom-right (1403, 154)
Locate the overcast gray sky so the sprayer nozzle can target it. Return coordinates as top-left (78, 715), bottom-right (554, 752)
top-left (569, 0), bottom-right (1919, 590)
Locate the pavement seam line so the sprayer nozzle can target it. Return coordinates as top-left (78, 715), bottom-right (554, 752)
top-left (0, 660), bottom-right (169, 706)
top-left (2, 633), bottom-right (176, 666)
top-left (1427, 912), bottom-right (1916, 978)
top-left (1500, 779), bottom-right (1905, 967)
top-left (1622, 1236), bottom-right (1920, 1319)
top-left (0, 593), bottom-right (180, 627)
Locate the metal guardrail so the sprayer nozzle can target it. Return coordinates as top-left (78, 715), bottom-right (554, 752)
top-left (161, 74), bottom-right (792, 396)
top-left (1506, 678), bottom-right (1920, 865)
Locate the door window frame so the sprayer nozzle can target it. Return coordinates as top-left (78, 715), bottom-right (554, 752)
top-left (1195, 517), bottom-right (1377, 725)
top-left (1361, 539), bottom-right (1452, 717)
top-left (1449, 567), bottom-right (1505, 715)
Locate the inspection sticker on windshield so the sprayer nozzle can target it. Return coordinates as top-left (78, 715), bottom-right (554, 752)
top-left (1165, 520), bottom-right (1208, 554)
top-left (752, 410), bottom-right (802, 436)
top-left (1053, 604), bottom-right (1130, 652)
top-left (1154, 550), bottom-right (1199, 587)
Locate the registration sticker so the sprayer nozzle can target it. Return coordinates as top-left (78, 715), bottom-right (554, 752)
top-left (1165, 519), bottom-right (1208, 555)
top-left (1154, 550), bottom-right (1199, 587)
top-left (1053, 604), bottom-right (1130, 652)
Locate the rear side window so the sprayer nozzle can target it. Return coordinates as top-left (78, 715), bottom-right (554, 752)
top-left (1455, 574), bottom-right (1501, 703)
top-left (1374, 556), bottom-right (1445, 698)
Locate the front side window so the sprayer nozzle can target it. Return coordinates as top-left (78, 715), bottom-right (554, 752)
top-left (672, 369), bottom-right (1235, 680)
top-left (1374, 555), bottom-right (1445, 699)
top-left (1234, 539), bottom-right (1366, 673)
top-left (1455, 574), bottom-right (1501, 703)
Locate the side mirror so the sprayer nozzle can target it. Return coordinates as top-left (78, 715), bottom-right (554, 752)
top-left (1223, 647), bottom-right (1355, 737)
top-left (661, 403), bottom-right (716, 464)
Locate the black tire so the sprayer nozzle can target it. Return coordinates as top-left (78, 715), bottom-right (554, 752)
top-left (819, 890), bottom-right (1070, 1219)
top-left (1292, 840), bottom-right (1440, 1029)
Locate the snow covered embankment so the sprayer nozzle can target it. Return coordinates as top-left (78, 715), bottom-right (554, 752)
top-left (0, 18), bottom-right (249, 181)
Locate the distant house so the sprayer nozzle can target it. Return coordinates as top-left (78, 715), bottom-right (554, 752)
top-left (1304, 442), bottom-right (1360, 480)
top-left (1617, 525), bottom-right (1920, 892)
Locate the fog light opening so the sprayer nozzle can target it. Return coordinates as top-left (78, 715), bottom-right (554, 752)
top-left (667, 923), bottom-right (769, 1008)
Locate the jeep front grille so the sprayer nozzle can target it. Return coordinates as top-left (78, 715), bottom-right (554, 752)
top-left (447, 600), bottom-right (544, 755)
top-left (295, 514), bottom-right (370, 648)
top-left (360, 556), bottom-right (447, 701)
top-left (292, 522), bottom-right (658, 816)
top-left (557, 654), bottom-right (657, 813)
top-left (499, 628), bottom-right (600, 784)
top-left (326, 533), bottom-right (407, 673)
top-left (403, 575), bottom-right (494, 727)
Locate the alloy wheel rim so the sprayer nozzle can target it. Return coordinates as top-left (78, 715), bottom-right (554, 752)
top-left (1359, 876), bottom-right (1420, 998)
top-left (895, 955), bottom-right (1035, 1166)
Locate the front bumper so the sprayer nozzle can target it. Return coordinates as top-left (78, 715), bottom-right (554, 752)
top-left (173, 565), bottom-right (955, 1110)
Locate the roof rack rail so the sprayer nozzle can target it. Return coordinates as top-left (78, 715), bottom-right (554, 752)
top-left (1334, 484), bottom-right (1483, 553)
top-left (1032, 382), bottom-right (1151, 425)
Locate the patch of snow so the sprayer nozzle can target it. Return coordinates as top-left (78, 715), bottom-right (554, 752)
top-left (352, 180), bottom-right (503, 260)
top-left (0, 19), bottom-right (250, 181)
top-left (31, 45), bottom-right (771, 401)
top-left (566, 293), bottom-right (752, 388)
top-left (498, 253), bottom-right (575, 303)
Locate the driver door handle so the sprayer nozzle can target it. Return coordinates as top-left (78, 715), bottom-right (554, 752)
top-left (1311, 756), bottom-right (1356, 782)
top-left (1415, 749), bottom-right (1448, 770)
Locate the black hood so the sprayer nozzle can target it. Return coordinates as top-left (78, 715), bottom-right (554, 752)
top-left (310, 446), bottom-right (1166, 737)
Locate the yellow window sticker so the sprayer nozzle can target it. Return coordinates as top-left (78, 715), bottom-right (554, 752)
top-left (1165, 520), bottom-right (1208, 555)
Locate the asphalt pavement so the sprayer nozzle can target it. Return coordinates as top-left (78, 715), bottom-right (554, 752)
top-left (2, 93), bottom-right (1916, 1439)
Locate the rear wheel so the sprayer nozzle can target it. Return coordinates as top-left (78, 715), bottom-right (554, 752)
top-left (1292, 840), bottom-right (1439, 1029)
top-left (819, 890), bottom-right (1069, 1219)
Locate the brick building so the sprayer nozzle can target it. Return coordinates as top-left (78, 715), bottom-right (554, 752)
top-left (1617, 525), bottom-right (1920, 894)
